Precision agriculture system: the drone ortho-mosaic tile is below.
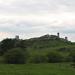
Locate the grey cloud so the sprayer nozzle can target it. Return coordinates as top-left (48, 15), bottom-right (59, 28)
top-left (11, 0), bottom-right (75, 13)
top-left (0, 20), bottom-right (45, 33)
top-left (0, 0), bottom-right (75, 14)
top-left (0, 19), bottom-right (74, 34)
top-left (0, 0), bottom-right (75, 41)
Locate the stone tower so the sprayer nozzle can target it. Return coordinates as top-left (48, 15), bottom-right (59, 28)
top-left (15, 35), bottom-right (19, 40)
top-left (65, 37), bottom-right (68, 41)
top-left (57, 32), bottom-right (60, 38)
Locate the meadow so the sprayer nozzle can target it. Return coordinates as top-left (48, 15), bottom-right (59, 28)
top-left (0, 63), bottom-right (75, 75)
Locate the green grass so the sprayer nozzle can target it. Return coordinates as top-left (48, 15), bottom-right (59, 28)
top-left (0, 63), bottom-right (75, 75)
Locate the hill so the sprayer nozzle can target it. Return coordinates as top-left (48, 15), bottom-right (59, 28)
top-left (0, 33), bottom-right (75, 64)
top-left (0, 33), bottom-right (74, 55)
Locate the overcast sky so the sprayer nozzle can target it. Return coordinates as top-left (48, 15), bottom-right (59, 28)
top-left (0, 0), bottom-right (75, 41)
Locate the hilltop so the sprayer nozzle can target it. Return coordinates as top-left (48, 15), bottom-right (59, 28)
top-left (0, 33), bottom-right (75, 64)
top-left (25, 33), bottom-right (72, 49)
top-left (0, 32), bottom-right (73, 54)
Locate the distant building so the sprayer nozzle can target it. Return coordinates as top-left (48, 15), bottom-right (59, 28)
top-left (15, 35), bottom-right (19, 40)
top-left (49, 35), bottom-right (57, 40)
top-left (57, 32), bottom-right (60, 38)
top-left (39, 34), bottom-right (50, 39)
top-left (65, 37), bottom-right (68, 41)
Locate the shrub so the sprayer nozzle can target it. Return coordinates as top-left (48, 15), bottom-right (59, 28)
top-left (47, 52), bottom-right (63, 63)
top-left (30, 55), bottom-right (47, 63)
top-left (58, 47), bottom-right (71, 52)
top-left (4, 48), bottom-right (28, 64)
top-left (68, 52), bottom-right (75, 62)
top-left (0, 39), bottom-right (16, 55)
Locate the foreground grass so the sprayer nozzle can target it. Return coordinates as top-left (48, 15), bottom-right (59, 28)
top-left (0, 63), bottom-right (75, 75)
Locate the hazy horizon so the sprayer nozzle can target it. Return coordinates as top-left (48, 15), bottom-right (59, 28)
top-left (0, 0), bottom-right (75, 41)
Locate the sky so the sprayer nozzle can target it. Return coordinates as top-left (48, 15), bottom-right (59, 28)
top-left (0, 0), bottom-right (75, 41)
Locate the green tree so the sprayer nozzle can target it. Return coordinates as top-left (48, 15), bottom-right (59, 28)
top-left (4, 48), bottom-right (28, 64)
top-left (31, 55), bottom-right (47, 63)
top-left (47, 52), bottom-right (63, 63)
top-left (18, 40), bottom-right (26, 48)
top-left (0, 39), bottom-right (16, 55)
top-left (68, 52), bottom-right (75, 62)
top-left (0, 38), bottom-right (22, 55)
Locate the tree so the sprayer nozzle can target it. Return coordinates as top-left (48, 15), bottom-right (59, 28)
top-left (4, 48), bottom-right (28, 64)
top-left (47, 52), bottom-right (63, 63)
top-left (31, 55), bottom-right (47, 63)
top-left (18, 40), bottom-right (26, 48)
top-left (0, 39), bottom-right (16, 55)
top-left (68, 52), bottom-right (75, 62)
top-left (0, 38), bottom-right (22, 55)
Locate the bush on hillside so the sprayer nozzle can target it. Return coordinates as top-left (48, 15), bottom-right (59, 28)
top-left (47, 52), bottom-right (63, 63)
top-left (0, 38), bottom-right (21, 55)
top-left (4, 48), bottom-right (29, 64)
top-left (0, 39), bottom-right (15, 55)
top-left (30, 55), bottom-right (47, 63)
top-left (58, 47), bottom-right (71, 52)
top-left (68, 52), bottom-right (75, 62)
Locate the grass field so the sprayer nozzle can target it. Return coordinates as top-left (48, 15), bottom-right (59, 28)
top-left (0, 63), bottom-right (75, 75)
